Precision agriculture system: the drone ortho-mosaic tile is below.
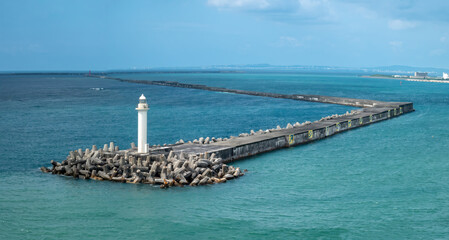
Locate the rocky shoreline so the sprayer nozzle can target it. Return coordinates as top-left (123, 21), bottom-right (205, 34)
top-left (41, 142), bottom-right (245, 188)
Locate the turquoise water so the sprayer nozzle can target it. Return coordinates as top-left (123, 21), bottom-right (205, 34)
top-left (0, 73), bottom-right (448, 239)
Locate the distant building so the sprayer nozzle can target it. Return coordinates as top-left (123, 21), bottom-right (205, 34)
top-left (414, 72), bottom-right (428, 77)
top-left (444, 72), bottom-right (449, 80)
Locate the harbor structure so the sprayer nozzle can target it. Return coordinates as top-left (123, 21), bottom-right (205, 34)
top-left (42, 75), bottom-right (414, 187)
top-left (136, 94), bottom-right (149, 153)
top-left (413, 72), bottom-right (428, 78)
top-left (443, 72), bottom-right (448, 80)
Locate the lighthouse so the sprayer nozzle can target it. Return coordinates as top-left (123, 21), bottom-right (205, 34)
top-left (136, 94), bottom-right (149, 153)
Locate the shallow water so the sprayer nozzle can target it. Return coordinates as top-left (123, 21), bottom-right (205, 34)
top-left (0, 73), bottom-right (448, 239)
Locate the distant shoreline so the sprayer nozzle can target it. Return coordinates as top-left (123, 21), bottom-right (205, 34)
top-left (363, 75), bottom-right (449, 84)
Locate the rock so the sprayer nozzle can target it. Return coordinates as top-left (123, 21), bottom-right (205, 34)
top-left (216, 178), bottom-right (227, 183)
top-left (64, 165), bottom-right (73, 176)
top-left (174, 167), bottom-right (185, 176)
top-left (221, 164), bottom-right (229, 174)
top-left (233, 168), bottom-right (241, 177)
top-left (112, 176), bottom-right (125, 182)
top-left (196, 160), bottom-right (210, 168)
top-left (97, 171), bottom-right (111, 180)
top-left (168, 151), bottom-right (174, 159)
top-left (154, 178), bottom-right (164, 185)
top-left (190, 177), bottom-right (200, 186)
top-left (69, 151), bottom-right (75, 160)
top-left (224, 174), bottom-right (234, 180)
top-left (178, 174), bottom-right (189, 185)
top-left (103, 144), bottom-right (108, 152)
top-left (160, 166), bottom-right (168, 180)
top-left (183, 171), bottom-right (192, 179)
top-left (286, 123), bottom-right (293, 129)
top-left (144, 176), bottom-right (154, 184)
top-left (40, 166), bottom-right (51, 173)
top-left (150, 162), bottom-right (158, 177)
top-left (182, 161), bottom-right (190, 170)
top-left (202, 168), bottom-right (212, 178)
top-left (129, 156), bottom-right (136, 165)
top-left (109, 142), bottom-right (115, 152)
top-left (276, 125), bottom-right (282, 130)
top-left (198, 137), bottom-right (204, 144)
top-left (130, 142), bottom-right (136, 149)
top-left (137, 158), bottom-right (142, 167)
top-left (199, 177), bottom-right (209, 185)
top-left (204, 137), bottom-right (210, 144)
top-left (179, 139), bottom-right (184, 144)
top-left (78, 149), bottom-right (84, 158)
top-left (294, 122), bottom-right (301, 127)
top-left (166, 168), bottom-right (173, 179)
top-left (212, 164), bottom-right (221, 173)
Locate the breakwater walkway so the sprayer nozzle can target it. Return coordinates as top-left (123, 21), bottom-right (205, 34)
top-left (91, 75), bottom-right (414, 162)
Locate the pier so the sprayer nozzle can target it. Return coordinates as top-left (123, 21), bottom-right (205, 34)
top-left (94, 75), bottom-right (414, 162)
top-left (42, 75), bottom-right (414, 187)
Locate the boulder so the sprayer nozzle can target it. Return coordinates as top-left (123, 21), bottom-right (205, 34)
top-left (40, 166), bottom-right (51, 173)
top-left (195, 160), bottom-right (210, 168)
top-left (224, 174), bottom-right (234, 180)
top-left (190, 177), bottom-right (200, 186)
top-left (199, 177), bottom-right (209, 185)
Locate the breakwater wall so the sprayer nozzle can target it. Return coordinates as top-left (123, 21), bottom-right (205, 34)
top-left (97, 76), bottom-right (398, 108)
top-left (89, 75), bottom-right (414, 162)
top-left (172, 103), bottom-right (412, 163)
top-left (42, 75), bottom-right (414, 187)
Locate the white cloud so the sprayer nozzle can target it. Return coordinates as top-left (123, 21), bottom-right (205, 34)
top-left (207, 0), bottom-right (336, 23)
top-left (388, 19), bottom-right (416, 30)
top-left (207, 0), bottom-right (270, 9)
top-left (298, 0), bottom-right (329, 10)
top-left (276, 36), bottom-right (302, 47)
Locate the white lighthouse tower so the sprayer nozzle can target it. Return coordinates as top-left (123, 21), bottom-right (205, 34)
top-left (136, 94), bottom-right (149, 153)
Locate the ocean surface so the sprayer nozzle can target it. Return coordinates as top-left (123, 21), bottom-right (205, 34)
top-left (0, 72), bottom-right (448, 239)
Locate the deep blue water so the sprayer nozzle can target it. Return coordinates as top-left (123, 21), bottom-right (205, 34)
top-left (0, 73), bottom-right (448, 239)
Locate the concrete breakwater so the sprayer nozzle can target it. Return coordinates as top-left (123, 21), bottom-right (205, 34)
top-left (89, 75), bottom-right (414, 162)
top-left (41, 143), bottom-right (245, 188)
top-left (42, 75), bottom-right (414, 187)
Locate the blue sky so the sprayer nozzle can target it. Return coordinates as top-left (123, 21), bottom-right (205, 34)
top-left (0, 0), bottom-right (448, 71)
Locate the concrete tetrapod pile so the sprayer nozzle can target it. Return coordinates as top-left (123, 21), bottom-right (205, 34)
top-left (41, 142), bottom-right (245, 188)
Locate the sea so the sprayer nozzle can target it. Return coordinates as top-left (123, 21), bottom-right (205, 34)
top-left (0, 72), bottom-right (448, 239)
